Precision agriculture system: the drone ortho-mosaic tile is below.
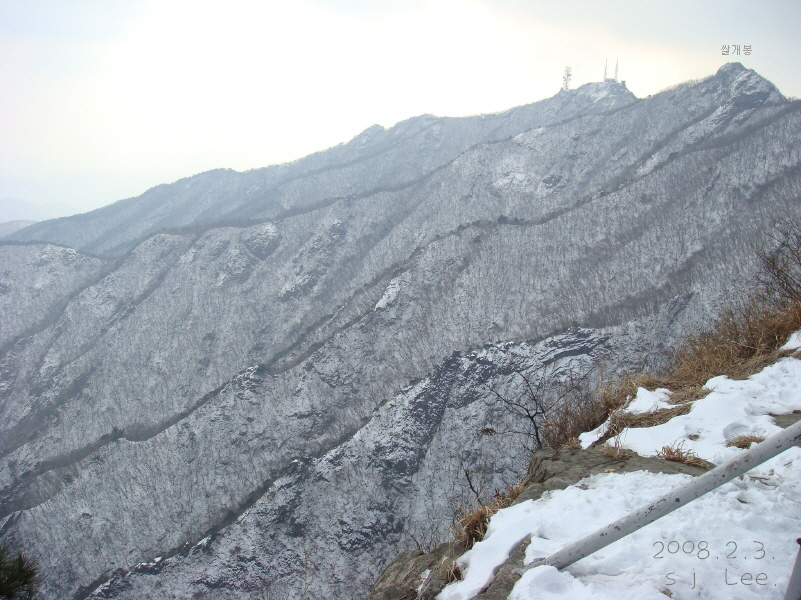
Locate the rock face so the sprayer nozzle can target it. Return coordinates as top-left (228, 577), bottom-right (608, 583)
top-left (0, 63), bottom-right (800, 599)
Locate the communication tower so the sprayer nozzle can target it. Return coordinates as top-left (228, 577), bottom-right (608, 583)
top-left (562, 66), bottom-right (572, 91)
top-left (604, 59), bottom-right (619, 82)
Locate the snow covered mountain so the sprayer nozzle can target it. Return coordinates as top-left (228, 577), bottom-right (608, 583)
top-left (1, 63), bottom-right (800, 599)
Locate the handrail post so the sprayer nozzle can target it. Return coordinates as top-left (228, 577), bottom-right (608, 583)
top-left (528, 418), bottom-right (801, 571)
top-left (785, 538), bottom-right (801, 600)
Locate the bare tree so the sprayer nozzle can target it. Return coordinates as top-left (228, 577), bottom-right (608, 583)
top-left (486, 361), bottom-right (598, 452)
top-left (757, 218), bottom-right (801, 304)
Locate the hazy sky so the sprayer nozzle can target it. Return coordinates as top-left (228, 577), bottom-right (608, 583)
top-left (2, 0), bottom-right (800, 218)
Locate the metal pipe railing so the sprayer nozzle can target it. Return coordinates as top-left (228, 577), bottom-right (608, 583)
top-left (528, 418), bottom-right (801, 574)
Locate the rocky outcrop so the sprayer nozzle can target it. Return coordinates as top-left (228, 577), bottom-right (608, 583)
top-left (368, 448), bottom-right (707, 600)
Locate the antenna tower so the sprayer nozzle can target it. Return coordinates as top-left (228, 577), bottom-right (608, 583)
top-left (562, 66), bottom-right (572, 91)
top-left (614, 59), bottom-right (619, 81)
top-left (603, 59), bottom-right (608, 80)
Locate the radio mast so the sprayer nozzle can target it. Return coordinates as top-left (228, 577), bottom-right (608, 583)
top-left (562, 66), bottom-right (572, 91)
top-left (603, 59), bottom-right (619, 82)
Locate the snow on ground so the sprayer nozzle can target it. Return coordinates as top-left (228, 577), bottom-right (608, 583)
top-left (436, 352), bottom-right (801, 600)
top-left (781, 332), bottom-right (801, 350)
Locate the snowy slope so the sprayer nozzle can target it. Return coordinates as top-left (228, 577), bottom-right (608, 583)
top-left (435, 347), bottom-right (801, 599)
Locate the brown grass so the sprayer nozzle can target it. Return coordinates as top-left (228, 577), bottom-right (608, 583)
top-left (601, 373), bottom-right (665, 413)
top-left (668, 297), bottom-right (801, 387)
top-left (558, 437), bottom-right (583, 450)
top-left (558, 295), bottom-right (801, 453)
top-left (438, 557), bottom-right (463, 583)
top-left (454, 480), bottom-right (527, 549)
top-left (608, 404), bottom-right (691, 435)
top-left (542, 396), bottom-right (609, 450)
top-left (599, 297), bottom-right (801, 423)
top-left (653, 440), bottom-right (711, 470)
top-left (725, 434), bottom-right (766, 449)
top-left (596, 436), bottom-right (636, 460)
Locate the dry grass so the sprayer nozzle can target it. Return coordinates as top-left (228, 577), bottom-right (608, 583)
top-left (547, 223), bottom-right (801, 454)
top-left (667, 297), bottom-right (801, 388)
top-left (607, 404), bottom-right (691, 435)
top-left (558, 437), bottom-right (582, 450)
top-left (597, 445), bottom-right (625, 460)
top-left (653, 440), bottom-right (711, 470)
top-left (554, 296), bottom-right (801, 454)
top-left (601, 373), bottom-right (665, 413)
top-left (438, 557), bottom-right (463, 583)
top-left (454, 480), bottom-right (527, 549)
top-left (598, 297), bottom-right (801, 432)
top-left (726, 434), bottom-right (766, 449)
top-left (596, 436), bottom-right (636, 460)
top-left (542, 396), bottom-right (608, 450)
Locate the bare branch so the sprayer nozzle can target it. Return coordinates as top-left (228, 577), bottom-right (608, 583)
top-left (463, 468), bottom-right (482, 502)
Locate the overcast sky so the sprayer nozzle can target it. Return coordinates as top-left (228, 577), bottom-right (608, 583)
top-left (2, 0), bottom-right (800, 219)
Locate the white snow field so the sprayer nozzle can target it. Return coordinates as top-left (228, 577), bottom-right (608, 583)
top-left (436, 349), bottom-right (801, 600)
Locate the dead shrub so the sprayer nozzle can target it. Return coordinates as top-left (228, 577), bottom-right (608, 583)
top-left (725, 434), bottom-right (766, 449)
top-left (654, 440), bottom-right (711, 470)
top-left (489, 361), bottom-right (607, 451)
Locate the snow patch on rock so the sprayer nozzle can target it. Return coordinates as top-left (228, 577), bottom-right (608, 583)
top-left (375, 278), bottom-right (401, 310)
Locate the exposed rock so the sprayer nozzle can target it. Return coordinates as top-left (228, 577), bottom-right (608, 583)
top-left (517, 447), bottom-right (707, 505)
top-left (367, 448), bottom-right (706, 600)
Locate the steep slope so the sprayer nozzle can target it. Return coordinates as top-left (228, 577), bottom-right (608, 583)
top-left (0, 63), bottom-right (800, 599)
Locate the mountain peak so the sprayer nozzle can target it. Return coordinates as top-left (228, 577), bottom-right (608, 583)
top-left (715, 61), bottom-right (785, 104)
top-left (716, 61), bottom-right (748, 78)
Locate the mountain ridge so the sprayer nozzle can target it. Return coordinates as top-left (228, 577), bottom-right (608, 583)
top-left (5, 79), bottom-right (640, 257)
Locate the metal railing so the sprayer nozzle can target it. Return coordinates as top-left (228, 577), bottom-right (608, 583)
top-left (525, 418), bottom-right (801, 599)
